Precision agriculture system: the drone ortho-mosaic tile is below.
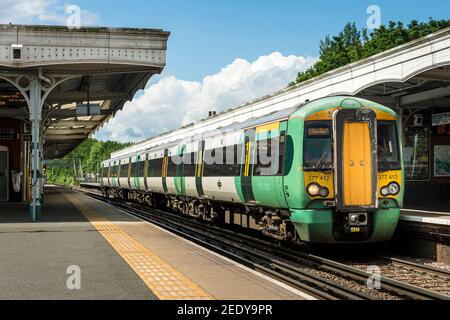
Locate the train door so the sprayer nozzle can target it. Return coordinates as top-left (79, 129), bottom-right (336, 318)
top-left (276, 122), bottom-right (289, 208)
top-left (175, 145), bottom-right (185, 196)
top-left (0, 146), bottom-right (9, 202)
top-left (195, 141), bottom-right (205, 198)
top-left (144, 154), bottom-right (149, 191)
top-left (240, 128), bottom-right (256, 203)
top-left (334, 109), bottom-right (378, 210)
top-left (127, 157), bottom-right (132, 189)
top-left (162, 149), bottom-right (169, 193)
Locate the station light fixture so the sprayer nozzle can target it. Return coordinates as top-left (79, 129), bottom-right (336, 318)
top-left (11, 44), bottom-right (23, 62)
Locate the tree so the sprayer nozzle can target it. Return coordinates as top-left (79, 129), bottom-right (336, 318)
top-left (291, 18), bottom-right (450, 86)
top-left (46, 139), bottom-right (132, 185)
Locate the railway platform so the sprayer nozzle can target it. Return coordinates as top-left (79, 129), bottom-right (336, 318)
top-left (0, 185), bottom-right (312, 300)
top-left (395, 209), bottom-right (450, 264)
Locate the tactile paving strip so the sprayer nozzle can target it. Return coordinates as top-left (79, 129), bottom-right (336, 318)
top-left (65, 193), bottom-right (214, 300)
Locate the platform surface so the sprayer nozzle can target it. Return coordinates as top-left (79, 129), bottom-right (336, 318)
top-left (401, 209), bottom-right (450, 226)
top-left (0, 186), bottom-right (311, 300)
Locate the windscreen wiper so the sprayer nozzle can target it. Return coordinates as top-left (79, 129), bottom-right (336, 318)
top-left (379, 154), bottom-right (392, 171)
top-left (315, 150), bottom-right (331, 171)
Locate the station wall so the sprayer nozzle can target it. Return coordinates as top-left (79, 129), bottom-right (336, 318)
top-left (403, 107), bottom-right (450, 209)
top-left (0, 118), bottom-right (25, 202)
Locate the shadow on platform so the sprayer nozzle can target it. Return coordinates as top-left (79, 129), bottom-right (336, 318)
top-left (0, 186), bottom-right (136, 224)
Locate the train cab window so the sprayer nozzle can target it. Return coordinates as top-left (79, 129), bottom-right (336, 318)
top-left (304, 121), bottom-right (333, 171)
top-left (377, 121), bottom-right (401, 171)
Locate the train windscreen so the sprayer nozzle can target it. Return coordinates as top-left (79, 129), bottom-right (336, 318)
top-left (304, 121), bottom-right (333, 171)
top-left (377, 121), bottom-right (401, 171)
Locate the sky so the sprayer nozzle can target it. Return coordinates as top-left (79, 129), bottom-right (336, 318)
top-left (2, 0), bottom-right (450, 141)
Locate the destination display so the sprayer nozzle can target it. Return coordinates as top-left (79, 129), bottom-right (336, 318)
top-left (0, 92), bottom-right (26, 107)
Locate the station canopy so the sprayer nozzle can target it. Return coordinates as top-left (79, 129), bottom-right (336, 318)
top-left (0, 25), bottom-right (170, 159)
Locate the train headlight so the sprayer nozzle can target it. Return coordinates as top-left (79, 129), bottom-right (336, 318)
top-left (380, 182), bottom-right (400, 196)
top-left (381, 187), bottom-right (390, 197)
top-left (388, 182), bottom-right (400, 196)
top-left (319, 187), bottom-right (330, 198)
top-left (307, 183), bottom-right (321, 197)
top-left (307, 183), bottom-right (329, 198)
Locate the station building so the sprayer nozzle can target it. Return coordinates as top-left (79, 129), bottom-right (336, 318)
top-left (0, 25), bottom-right (170, 219)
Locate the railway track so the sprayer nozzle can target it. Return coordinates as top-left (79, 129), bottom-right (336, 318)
top-left (79, 188), bottom-right (450, 301)
top-left (340, 255), bottom-right (450, 297)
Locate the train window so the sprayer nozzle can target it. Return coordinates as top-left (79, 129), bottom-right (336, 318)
top-left (304, 121), bottom-right (333, 171)
top-left (377, 121), bottom-right (401, 171)
top-left (120, 164), bottom-right (129, 178)
top-left (148, 158), bottom-right (163, 177)
top-left (183, 152), bottom-right (197, 177)
top-left (130, 162), bottom-right (137, 177)
top-left (203, 148), bottom-right (222, 177)
top-left (137, 161), bottom-right (146, 177)
top-left (222, 145), bottom-right (242, 177)
top-left (254, 135), bottom-right (286, 176)
top-left (130, 161), bottom-right (145, 177)
top-left (203, 146), bottom-right (242, 177)
top-left (167, 156), bottom-right (181, 177)
top-left (110, 165), bottom-right (119, 178)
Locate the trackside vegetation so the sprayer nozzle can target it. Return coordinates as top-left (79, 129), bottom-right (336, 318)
top-left (46, 139), bottom-right (132, 186)
top-left (291, 19), bottom-right (450, 85)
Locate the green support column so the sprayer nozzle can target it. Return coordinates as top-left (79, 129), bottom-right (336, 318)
top-left (29, 76), bottom-right (43, 221)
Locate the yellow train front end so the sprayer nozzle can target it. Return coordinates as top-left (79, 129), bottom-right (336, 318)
top-left (288, 97), bottom-right (404, 243)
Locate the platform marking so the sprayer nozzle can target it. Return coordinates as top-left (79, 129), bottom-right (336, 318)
top-left (64, 193), bottom-right (214, 300)
top-left (84, 193), bottom-right (317, 300)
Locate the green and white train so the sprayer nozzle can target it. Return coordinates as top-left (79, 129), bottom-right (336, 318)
top-left (101, 96), bottom-right (404, 243)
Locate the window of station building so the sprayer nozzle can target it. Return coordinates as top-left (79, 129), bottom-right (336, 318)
top-left (254, 134), bottom-right (286, 176)
top-left (403, 126), bottom-right (430, 181)
top-left (148, 158), bottom-right (163, 177)
top-left (183, 152), bottom-right (197, 177)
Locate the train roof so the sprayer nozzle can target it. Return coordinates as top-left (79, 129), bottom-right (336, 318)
top-left (105, 96), bottom-right (396, 164)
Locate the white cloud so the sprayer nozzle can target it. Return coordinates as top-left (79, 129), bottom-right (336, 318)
top-left (0, 0), bottom-right (99, 26)
top-left (95, 52), bottom-right (317, 142)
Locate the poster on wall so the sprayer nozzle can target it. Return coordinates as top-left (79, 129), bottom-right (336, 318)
top-left (432, 112), bottom-right (450, 126)
top-left (434, 145), bottom-right (450, 177)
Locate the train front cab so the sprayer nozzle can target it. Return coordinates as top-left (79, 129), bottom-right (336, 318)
top-left (287, 98), bottom-right (404, 243)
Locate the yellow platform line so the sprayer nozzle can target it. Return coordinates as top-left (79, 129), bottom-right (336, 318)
top-left (64, 193), bottom-right (214, 300)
